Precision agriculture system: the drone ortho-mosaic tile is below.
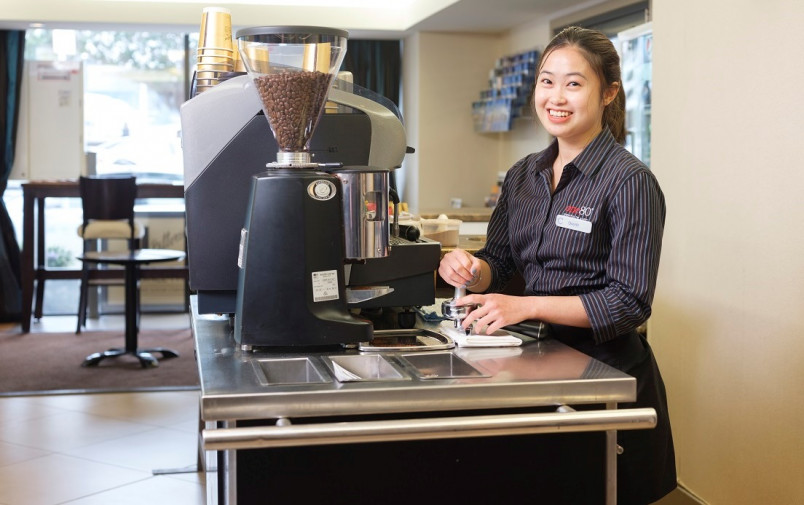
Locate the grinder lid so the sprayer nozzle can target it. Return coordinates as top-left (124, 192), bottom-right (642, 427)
top-left (235, 26), bottom-right (349, 39)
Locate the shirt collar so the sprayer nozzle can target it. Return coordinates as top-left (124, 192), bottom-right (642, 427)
top-left (529, 128), bottom-right (617, 179)
top-left (530, 140), bottom-right (560, 176)
top-left (570, 128), bottom-right (617, 178)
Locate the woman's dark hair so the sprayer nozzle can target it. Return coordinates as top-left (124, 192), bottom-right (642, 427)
top-left (536, 26), bottom-right (626, 144)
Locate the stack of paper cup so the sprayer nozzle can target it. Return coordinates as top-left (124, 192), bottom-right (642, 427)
top-left (196, 7), bottom-right (233, 93)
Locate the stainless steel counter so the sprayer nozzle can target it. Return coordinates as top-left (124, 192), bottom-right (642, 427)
top-left (194, 305), bottom-right (637, 422)
top-left (191, 296), bottom-right (655, 504)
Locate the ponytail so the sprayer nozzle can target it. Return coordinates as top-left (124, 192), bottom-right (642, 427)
top-left (605, 84), bottom-right (626, 144)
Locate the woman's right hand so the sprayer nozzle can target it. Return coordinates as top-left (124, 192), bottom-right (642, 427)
top-left (438, 248), bottom-right (482, 288)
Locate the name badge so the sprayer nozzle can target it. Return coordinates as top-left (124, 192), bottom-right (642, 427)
top-left (555, 215), bottom-right (592, 234)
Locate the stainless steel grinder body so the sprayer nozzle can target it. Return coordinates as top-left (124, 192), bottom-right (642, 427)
top-left (332, 167), bottom-right (390, 260)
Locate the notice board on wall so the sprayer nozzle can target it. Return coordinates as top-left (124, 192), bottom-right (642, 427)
top-left (11, 61), bottom-right (85, 181)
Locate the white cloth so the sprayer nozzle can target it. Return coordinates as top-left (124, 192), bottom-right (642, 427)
top-left (439, 321), bottom-right (522, 347)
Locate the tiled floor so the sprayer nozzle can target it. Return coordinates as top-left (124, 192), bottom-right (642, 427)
top-left (0, 313), bottom-right (205, 505)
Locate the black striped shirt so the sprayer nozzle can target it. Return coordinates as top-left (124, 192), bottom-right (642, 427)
top-left (475, 128), bottom-right (665, 344)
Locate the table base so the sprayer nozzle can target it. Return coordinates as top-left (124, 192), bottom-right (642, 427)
top-left (82, 347), bottom-right (179, 368)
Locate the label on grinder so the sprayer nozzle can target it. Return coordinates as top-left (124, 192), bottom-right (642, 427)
top-left (237, 228), bottom-right (247, 268)
top-left (311, 270), bottom-right (339, 302)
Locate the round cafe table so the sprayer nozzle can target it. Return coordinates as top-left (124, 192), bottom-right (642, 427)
top-left (78, 248), bottom-right (186, 368)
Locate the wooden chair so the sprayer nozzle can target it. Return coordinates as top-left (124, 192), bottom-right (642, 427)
top-left (76, 176), bottom-right (146, 334)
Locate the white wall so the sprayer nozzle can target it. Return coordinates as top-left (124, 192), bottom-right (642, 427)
top-left (401, 20), bottom-right (558, 213)
top-left (649, 0), bottom-right (804, 503)
top-left (401, 31), bottom-right (506, 211)
top-left (400, 33), bottom-right (422, 212)
top-left (501, 17), bottom-right (555, 169)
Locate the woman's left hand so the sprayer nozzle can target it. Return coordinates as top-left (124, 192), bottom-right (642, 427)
top-left (457, 293), bottom-right (532, 335)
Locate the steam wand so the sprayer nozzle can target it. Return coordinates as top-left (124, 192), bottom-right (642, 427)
top-left (389, 187), bottom-right (400, 238)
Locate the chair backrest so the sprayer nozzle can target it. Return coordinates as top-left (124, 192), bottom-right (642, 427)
top-left (79, 175), bottom-right (138, 240)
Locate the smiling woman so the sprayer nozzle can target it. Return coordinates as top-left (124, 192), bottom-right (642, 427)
top-left (438, 26), bottom-right (676, 505)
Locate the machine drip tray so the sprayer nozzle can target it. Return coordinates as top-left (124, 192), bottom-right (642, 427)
top-left (253, 358), bottom-right (332, 386)
top-left (358, 329), bottom-right (454, 352)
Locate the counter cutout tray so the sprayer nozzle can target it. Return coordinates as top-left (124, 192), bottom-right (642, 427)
top-left (358, 329), bottom-right (454, 352)
top-left (399, 351), bottom-right (488, 380)
top-left (253, 357), bottom-right (332, 386)
top-left (323, 354), bottom-right (411, 383)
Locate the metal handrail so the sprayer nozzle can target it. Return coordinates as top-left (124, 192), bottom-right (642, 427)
top-left (203, 407), bottom-right (656, 451)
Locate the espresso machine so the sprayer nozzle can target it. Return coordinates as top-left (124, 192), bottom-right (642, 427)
top-left (181, 26), bottom-right (440, 349)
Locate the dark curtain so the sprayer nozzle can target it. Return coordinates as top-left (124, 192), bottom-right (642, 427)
top-left (342, 39), bottom-right (401, 107)
top-left (0, 30), bottom-right (25, 322)
top-left (341, 39), bottom-right (402, 193)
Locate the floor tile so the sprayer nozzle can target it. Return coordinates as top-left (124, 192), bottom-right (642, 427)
top-left (0, 453), bottom-right (149, 505)
top-left (64, 426), bottom-right (198, 473)
top-left (11, 394), bottom-right (113, 414)
top-left (0, 397), bottom-right (65, 430)
top-left (0, 440), bottom-right (51, 468)
top-left (0, 410), bottom-right (152, 452)
top-left (68, 391), bottom-right (201, 427)
top-left (25, 391), bottom-right (200, 427)
top-left (58, 474), bottom-right (204, 505)
top-left (169, 417), bottom-right (202, 434)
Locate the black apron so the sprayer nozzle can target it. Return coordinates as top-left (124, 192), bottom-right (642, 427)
top-left (549, 324), bottom-right (678, 505)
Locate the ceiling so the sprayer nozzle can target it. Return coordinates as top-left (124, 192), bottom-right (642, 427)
top-left (0, 0), bottom-right (599, 38)
top-left (406, 0), bottom-right (594, 36)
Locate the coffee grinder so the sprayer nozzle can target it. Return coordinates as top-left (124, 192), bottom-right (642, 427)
top-left (234, 26), bottom-right (388, 349)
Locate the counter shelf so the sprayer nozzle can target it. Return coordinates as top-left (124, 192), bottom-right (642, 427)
top-left (191, 296), bottom-right (656, 505)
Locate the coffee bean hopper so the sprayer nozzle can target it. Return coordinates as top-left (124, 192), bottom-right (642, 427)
top-left (233, 26), bottom-right (391, 349)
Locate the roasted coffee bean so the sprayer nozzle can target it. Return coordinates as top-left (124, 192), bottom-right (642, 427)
top-left (254, 70), bottom-right (333, 152)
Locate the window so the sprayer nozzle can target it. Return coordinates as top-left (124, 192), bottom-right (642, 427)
top-left (4, 29), bottom-right (196, 316)
top-left (24, 28), bottom-right (197, 182)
